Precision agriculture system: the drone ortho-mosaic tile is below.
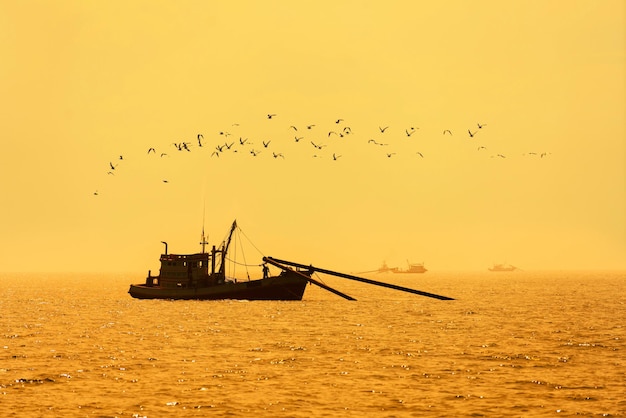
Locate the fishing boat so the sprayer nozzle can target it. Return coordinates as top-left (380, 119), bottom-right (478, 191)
top-left (377, 261), bottom-right (399, 273)
top-left (393, 261), bottom-right (427, 274)
top-left (129, 220), bottom-right (455, 301)
top-left (128, 221), bottom-right (311, 300)
top-left (488, 263), bottom-right (518, 272)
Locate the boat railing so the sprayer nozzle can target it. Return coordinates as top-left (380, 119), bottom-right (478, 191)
top-left (160, 253), bottom-right (210, 261)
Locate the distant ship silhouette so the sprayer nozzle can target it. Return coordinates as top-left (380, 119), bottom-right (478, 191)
top-left (376, 260), bottom-right (427, 274)
top-left (488, 263), bottom-right (518, 272)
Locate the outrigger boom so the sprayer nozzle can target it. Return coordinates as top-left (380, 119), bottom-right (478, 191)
top-left (263, 256), bottom-right (454, 301)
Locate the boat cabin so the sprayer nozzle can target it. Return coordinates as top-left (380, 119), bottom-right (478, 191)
top-left (158, 252), bottom-right (210, 288)
top-left (146, 243), bottom-right (228, 288)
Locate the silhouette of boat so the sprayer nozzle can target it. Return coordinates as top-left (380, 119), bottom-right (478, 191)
top-left (488, 263), bottom-right (518, 272)
top-left (393, 261), bottom-right (427, 274)
top-left (129, 220), bottom-right (454, 301)
top-left (128, 221), bottom-right (311, 300)
top-left (377, 261), bottom-right (399, 273)
top-left (373, 260), bottom-right (427, 274)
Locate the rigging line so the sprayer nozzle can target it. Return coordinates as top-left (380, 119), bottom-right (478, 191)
top-left (230, 230), bottom-right (237, 278)
top-left (236, 226), bottom-right (265, 257)
top-left (224, 257), bottom-right (261, 267)
top-left (235, 229), bottom-right (251, 279)
top-left (312, 271), bottom-right (328, 285)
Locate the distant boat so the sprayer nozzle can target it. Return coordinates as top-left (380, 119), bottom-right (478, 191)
top-left (377, 261), bottom-right (399, 273)
top-left (488, 263), bottom-right (518, 272)
top-left (394, 261), bottom-right (427, 274)
top-left (375, 260), bottom-right (427, 274)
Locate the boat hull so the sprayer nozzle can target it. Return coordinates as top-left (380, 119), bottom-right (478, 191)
top-left (393, 267), bottom-right (427, 274)
top-left (128, 273), bottom-right (309, 301)
top-left (488, 264), bottom-right (517, 272)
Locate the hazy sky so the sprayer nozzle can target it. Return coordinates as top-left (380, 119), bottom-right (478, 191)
top-left (1, 1), bottom-right (624, 273)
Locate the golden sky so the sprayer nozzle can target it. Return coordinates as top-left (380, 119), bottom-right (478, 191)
top-left (1, 1), bottom-right (624, 273)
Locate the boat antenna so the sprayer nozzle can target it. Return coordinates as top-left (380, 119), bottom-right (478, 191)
top-left (199, 201), bottom-right (209, 253)
top-left (200, 226), bottom-right (208, 253)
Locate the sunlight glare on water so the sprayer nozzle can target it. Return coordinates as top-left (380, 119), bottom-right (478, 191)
top-left (1, 271), bottom-right (624, 417)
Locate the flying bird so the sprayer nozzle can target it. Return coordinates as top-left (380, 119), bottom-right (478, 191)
top-left (333, 153), bottom-right (341, 160)
top-left (267, 114), bottom-right (276, 119)
top-left (443, 129), bottom-right (453, 136)
top-left (262, 140), bottom-right (271, 148)
top-left (468, 130), bottom-right (477, 138)
top-left (310, 141), bottom-right (325, 149)
top-left (147, 147), bottom-right (156, 154)
top-left (379, 126), bottom-right (389, 133)
top-left (197, 134), bottom-right (204, 147)
top-left (477, 123), bottom-right (487, 129)
top-left (416, 152), bottom-right (424, 158)
top-left (272, 152), bottom-right (284, 159)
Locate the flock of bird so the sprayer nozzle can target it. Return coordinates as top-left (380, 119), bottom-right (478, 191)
top-left (94, 114), bottom-right (551, 195)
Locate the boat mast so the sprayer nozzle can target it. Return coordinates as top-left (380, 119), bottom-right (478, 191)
top-left (218, 220), bottom-right (237, 274)
top-left (200, 226), bottom-right (208, 253)
top-left (199, 205), bottom-right (208, 253)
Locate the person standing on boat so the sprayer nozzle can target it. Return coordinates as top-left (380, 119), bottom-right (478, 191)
top-left (262, 263), bottom-right (270, 279)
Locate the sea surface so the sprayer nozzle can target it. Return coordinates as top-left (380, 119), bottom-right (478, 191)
top-left (1, 270), bottom-right (624, 417)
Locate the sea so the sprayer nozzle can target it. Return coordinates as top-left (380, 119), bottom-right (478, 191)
top-left (1, 270), bottom-right (624, 417)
